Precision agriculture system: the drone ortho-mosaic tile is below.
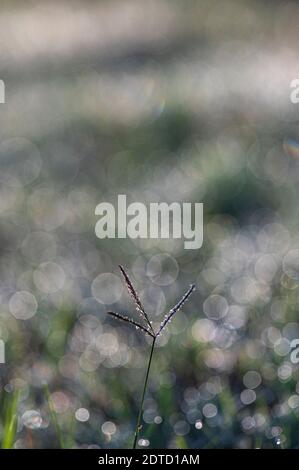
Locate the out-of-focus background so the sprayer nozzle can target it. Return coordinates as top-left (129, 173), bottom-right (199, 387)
top-left (1, 0), bottom-right (299, 449)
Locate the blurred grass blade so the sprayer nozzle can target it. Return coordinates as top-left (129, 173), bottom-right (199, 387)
top-left (44, 384), bottom-right (65, 449)
top-left (2, 390), bottom-right (19, 449)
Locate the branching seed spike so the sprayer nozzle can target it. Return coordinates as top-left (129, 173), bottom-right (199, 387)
top-left (105, 268), bottom-right (195, 340)
top-left (106, 311), bottom-right (155, 338)
top-left (118, 265), bottom-right (155, 334)
top-left (157, 284), bottom-right (195, 337)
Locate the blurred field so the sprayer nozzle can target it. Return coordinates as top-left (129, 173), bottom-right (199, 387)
top-left (1, 0), bottom-right (299, 449)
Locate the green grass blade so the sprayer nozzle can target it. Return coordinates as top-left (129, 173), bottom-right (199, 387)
top-left (2, 390), bottom-right (20, 449)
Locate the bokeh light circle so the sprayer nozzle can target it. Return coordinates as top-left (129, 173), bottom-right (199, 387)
top-left (9, 291), bottom-right (38, 320)
top-left (21, 231), bottom-right (57, 264)
top-left (22, 410), bottom-right (42, 429)
top-left (75, 408), bottom-right (90, 422)
top-left (203, 295), bottom-right (229, 320)
top-left (91, 273), bottom-right (123, 304)
top-left (0, 137), bottom-right (42, 187)
top-left (33, 262), bottom-right (66, 294)
top-left (146, 253), bottom-right (179, 286)
top-left (283, 249), bottom-right (299, 281)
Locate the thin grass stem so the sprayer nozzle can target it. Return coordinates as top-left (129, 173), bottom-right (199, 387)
top-left (133, 336), bottom-right (156, 449)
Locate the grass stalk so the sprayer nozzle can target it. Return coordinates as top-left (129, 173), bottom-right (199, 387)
top-left (106, 266), bottom-right (195, 448)
top-left (133, 336), bottom-right (156, 449)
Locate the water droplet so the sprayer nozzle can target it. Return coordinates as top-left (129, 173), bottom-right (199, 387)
top-left (22, 410), bottom-right (42, 429)
top-left (195, 420), bottom-right (203, 430)
top-left (138, 438), bottom-right (150, 447)
top-left (75, 408), bottom-right (90, 422)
